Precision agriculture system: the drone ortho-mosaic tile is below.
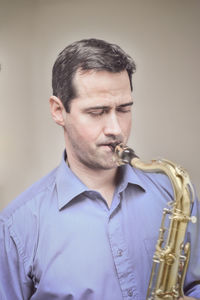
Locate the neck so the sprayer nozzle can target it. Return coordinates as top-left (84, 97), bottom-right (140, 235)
top-left (66, 152), bottom-right (118, 207)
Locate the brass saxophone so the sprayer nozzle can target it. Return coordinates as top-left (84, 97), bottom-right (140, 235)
top-left (114, 143), bottom-right (197, 300)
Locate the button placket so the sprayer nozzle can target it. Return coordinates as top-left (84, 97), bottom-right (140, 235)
top-left (108, 207), bottom-right (137, 299)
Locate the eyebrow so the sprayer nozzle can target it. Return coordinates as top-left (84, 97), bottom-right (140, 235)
top-left (117, 101), bottom-right (134, 108)
top-left (84, 101), bottom-right (134, 111)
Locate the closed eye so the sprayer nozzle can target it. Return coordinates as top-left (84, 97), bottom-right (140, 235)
top-left (116, 102), bottom-right (133, 113)
top-left (89, 110), bottom-right (105, 116)
top-left (86, 107), bottom-right (110, 116)
top-left (116, 107), bottom-right (131, 113)
top-left (84, 102), bottom-right (133, 116)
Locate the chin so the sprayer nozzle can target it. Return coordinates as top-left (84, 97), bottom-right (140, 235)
top-left (85, 158), bottom-right (117, 170)
top-left (99, 159), bottom-right (118, 170)
top-left (81, 151), bottom-right (118, 170)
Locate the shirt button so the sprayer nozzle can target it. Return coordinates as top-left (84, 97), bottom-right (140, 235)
top-left (117, 249), bottom-right (123, 257)
top-left (127, 288), bottom-right (133, 297)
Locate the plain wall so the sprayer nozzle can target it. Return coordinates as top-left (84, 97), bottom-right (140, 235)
top-left (1, 0), bottom-right (200, 210)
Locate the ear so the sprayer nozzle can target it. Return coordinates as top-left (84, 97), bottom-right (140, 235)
top-left (49, 96), bottom-right (66, 126)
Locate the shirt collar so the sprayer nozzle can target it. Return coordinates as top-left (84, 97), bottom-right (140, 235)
top-left (56, 151), bottom-right (146, 210)
top-left (117, 164), bottom-right (146, 193)
top-left (55, 152), bottom-right (90, 210)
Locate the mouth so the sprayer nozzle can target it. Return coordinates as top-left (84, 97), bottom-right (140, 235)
top-left (100, 142), bottom-right (121, 152)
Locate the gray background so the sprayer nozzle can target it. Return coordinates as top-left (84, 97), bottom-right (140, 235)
top-left (1, 0), bottom-right (200, 210)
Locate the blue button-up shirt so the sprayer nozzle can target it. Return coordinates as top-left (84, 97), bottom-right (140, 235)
top-left (0, 153), bottom-right (200, 299)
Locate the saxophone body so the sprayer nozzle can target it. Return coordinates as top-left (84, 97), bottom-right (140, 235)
top-left (115, 144), bottom-right (196, 300)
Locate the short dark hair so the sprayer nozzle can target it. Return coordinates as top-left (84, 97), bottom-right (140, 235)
top-left (52, 38), bottom-right (136, 112)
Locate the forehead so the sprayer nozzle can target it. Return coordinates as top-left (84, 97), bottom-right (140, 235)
top-left (73, 69), bottom-right (132, 106)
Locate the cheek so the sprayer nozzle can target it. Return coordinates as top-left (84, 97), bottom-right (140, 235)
top-left (120, 115), bottom-right (132, 134)
top-left (73, 118), bottom-right (102, 142)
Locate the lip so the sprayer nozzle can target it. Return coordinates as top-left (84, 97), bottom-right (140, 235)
top-left (99, 142), bottom-right (121, 152)
top-left (99, 145), bottom-right (113, 151)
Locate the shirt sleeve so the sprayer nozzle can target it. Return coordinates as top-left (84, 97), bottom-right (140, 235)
top-left (184, 193), bottom-right (200, 298)
top-left (0, 219), bottom-right (34, 299)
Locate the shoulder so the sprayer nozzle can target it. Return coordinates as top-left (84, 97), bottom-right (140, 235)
top-left (0, 167), bottom-right (60, 265)
top-left (0, 167), bottom-right (60, 277)
top-left (0, 167), bottom-right (58, 224)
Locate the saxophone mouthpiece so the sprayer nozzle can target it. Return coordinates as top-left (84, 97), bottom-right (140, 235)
top-left (115, 143), bottom-right (138, 165)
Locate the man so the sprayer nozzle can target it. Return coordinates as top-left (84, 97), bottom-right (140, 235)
top-left (0, 38), bottom-right (199, 299)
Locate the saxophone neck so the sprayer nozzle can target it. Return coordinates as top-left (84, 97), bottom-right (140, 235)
top-left (114, 143), bottom-right (195, 210)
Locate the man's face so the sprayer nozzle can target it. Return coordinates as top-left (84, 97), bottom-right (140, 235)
top-left (63, 69), bottom-right (133, 170)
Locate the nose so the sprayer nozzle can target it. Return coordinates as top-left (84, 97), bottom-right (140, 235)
top-left (103, 112), bottom-right (122, 137)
